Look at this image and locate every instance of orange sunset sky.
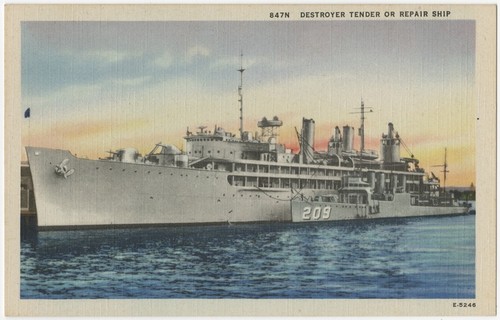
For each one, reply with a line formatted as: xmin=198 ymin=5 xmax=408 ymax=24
xmin=21 ymin=20 xmax=475 ymax=187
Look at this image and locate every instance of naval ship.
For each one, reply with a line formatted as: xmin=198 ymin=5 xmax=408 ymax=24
xmin=25 ymin=67 xmax=468 ymax=230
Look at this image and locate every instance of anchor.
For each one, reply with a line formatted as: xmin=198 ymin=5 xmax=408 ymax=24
xmin=54 ymin=159 xmax=75 ymax=178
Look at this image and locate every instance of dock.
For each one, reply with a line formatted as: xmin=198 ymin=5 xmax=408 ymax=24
xmin=21 ymin=161 xmax=37 ymax=219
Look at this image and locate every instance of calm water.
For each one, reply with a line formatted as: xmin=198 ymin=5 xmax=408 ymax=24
xmin=21 ymin=215 xmax=475 ymax=299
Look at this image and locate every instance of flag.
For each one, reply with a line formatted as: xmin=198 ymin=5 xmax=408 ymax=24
xmin=24 ymin=108 xmax=30 ymax=118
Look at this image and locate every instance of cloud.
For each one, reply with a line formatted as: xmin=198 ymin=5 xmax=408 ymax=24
xmin=113 ymin=76 xmax=151 ymax=87
xmin=154 ymin=51 xmax=174 ymax=69
xmin=86 ymin=49 xmax=141 ymax=65
xmin=208 ymin=55 xmax=260 ymax=71
xmin=187 ymin=45 xmax=210 ymax=62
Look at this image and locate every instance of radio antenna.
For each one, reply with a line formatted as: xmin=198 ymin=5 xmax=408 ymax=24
xmin=238 ymin=53 xmax=245 ymax=139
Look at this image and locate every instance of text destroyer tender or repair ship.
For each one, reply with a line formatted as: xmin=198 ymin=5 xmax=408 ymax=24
xmin=25 ymin=71 xmax=468 ymax=230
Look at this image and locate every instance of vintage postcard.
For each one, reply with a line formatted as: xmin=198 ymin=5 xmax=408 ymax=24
xmin=4 ymin=4 xmax=496 ymax=316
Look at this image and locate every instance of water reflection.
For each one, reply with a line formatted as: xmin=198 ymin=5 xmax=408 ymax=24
xmin=21 ymin=215 xmax=475 ymax=299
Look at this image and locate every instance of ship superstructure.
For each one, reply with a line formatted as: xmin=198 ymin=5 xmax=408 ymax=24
xmin=179 ymin=116 xmax=423 ymax=193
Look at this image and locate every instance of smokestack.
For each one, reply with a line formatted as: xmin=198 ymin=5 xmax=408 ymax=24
xmin=328 ymin=126 xmax=343 ymax=156
xmin=301 ymin=118 xmax=315 ymax=164
xmin=381 ymin=122 xmax=401 ymax=163
xmin=343 ymin=125 xmax=354 ymax=152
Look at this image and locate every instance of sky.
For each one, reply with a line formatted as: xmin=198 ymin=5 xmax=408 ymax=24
xmin=21 ymin=20 xmax=475 ymax=187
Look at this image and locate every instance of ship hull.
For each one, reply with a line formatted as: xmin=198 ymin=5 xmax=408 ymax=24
xmin=26 ymin=146 xmax=469 ymax=230
xmin=291 ymin=193 xmax=469 ymax=223
xmin=26 ymin=147 xmax=293 ymax=230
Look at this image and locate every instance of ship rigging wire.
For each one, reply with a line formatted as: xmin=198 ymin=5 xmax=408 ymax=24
xmin=399 ymin=137 xmax=414 ymax=158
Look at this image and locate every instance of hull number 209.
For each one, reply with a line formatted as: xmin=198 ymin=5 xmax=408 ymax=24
xmin=302 ymin=206 xmax=331 ymax=220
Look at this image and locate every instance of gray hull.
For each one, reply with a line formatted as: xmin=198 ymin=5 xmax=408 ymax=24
xmin=26 ymin=147 xmax=292 ymax=230
xmin=291 ymin=193 xmax=468 ymax=223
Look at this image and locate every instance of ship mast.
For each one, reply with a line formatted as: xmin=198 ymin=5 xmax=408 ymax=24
xmin=238 ymin=53 xmax=245 ymax=139
xmin=443 ymin=148 xmax=448 ymax=193
xmin=432 ymin=148 xmax=449 ymax=193
xmin=360 ymin=99 xmax=365 ymax=157
xmin=350 ymin=98 xmax=373 ymax=161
